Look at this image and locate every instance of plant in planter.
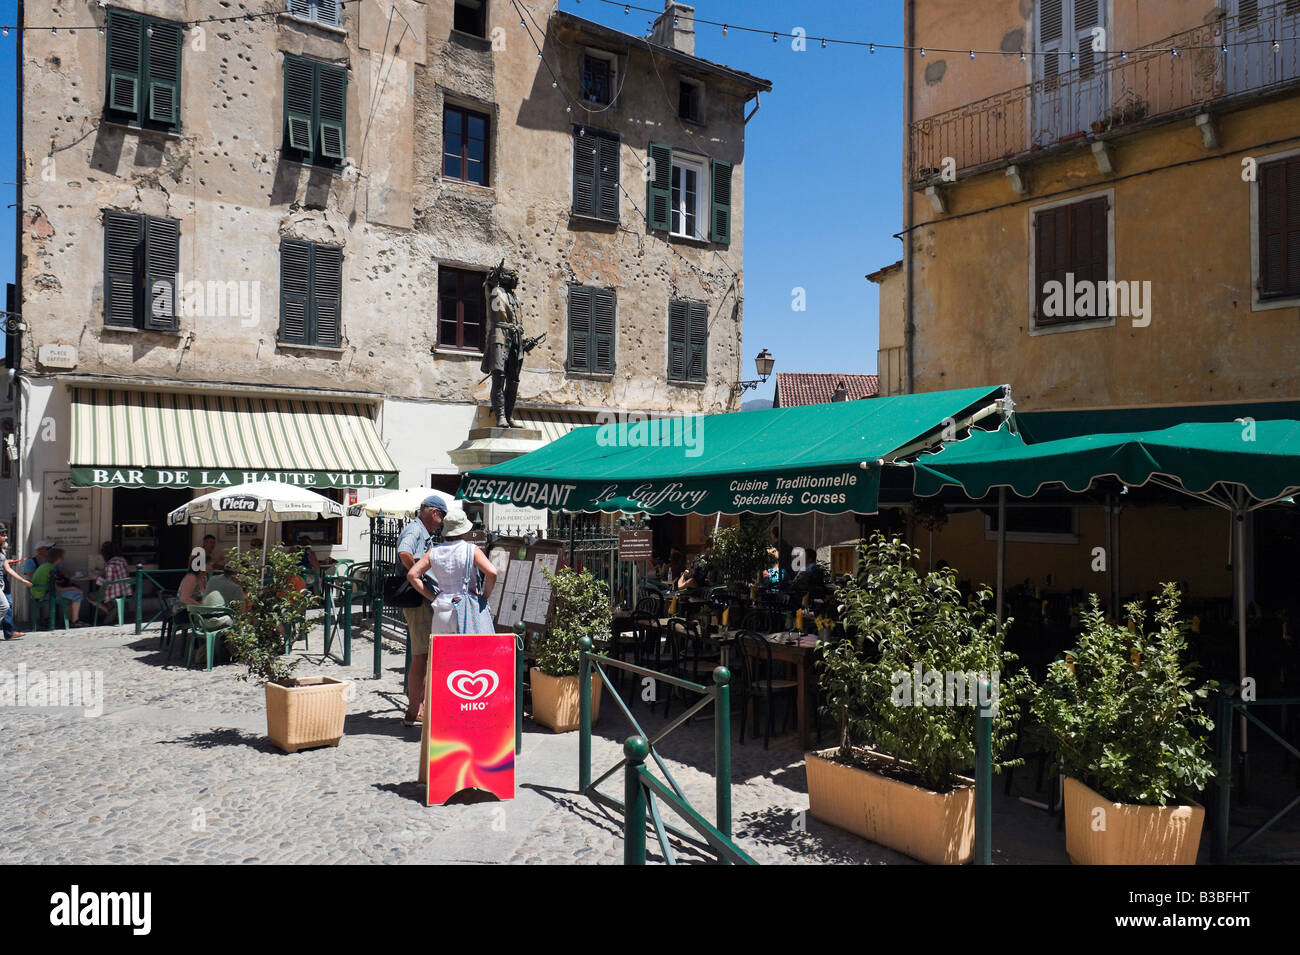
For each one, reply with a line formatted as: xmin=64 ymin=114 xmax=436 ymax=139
xmin=810 ymin=533 xmax=1031 ymax=864
xmin=531 ymin=566 xmax=611 ymax=732
xmin=223 ymin=545 xmax=344 ymax=754
xmin=708 ymin=519 xmax=772 ymax=595
xmin=1032 ymin=583 xmax=1216 ymax=864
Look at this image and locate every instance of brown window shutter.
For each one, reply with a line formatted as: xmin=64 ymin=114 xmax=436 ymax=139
xmin=1075 ymin=196 xmax=1109 ymax=309
xmin=1035 ymin=196 xmax=1109 ymax=324
xmin=1259 ymin=156 xmax=1300 ymax=300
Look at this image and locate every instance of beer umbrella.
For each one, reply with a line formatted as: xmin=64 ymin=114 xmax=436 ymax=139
xmin=346 ymin=486 xmax=434 ymax=520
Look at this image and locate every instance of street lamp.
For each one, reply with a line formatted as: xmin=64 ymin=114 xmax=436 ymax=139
xmin=735 ymin=348 xmax=775 ymax=394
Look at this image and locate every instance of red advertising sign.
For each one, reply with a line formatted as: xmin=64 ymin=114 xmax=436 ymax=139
xmin=420 ymin=633 xmax=516 ymax=806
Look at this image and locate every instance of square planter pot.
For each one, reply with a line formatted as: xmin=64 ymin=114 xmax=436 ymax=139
xmin=1063 ymin=777 xmax=1204 ymax=865
xmin=529 ymin=668 xmax=601 ymax=733
xmin=265 ymin=676 xmax=348 ymax=753
xmin=806 ymin=749 xmax=975 ymax=865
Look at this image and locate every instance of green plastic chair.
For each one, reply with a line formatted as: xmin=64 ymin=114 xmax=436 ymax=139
xmin=185 ymin=602 xmax=233 ymax=671
xmin=32 ymin=591 xmax=70 ymax=631
xmin=92 ymin=592 xmax=131 ymax=627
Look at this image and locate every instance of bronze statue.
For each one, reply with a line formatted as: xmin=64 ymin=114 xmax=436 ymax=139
xmin=481 ymin=260 xmax=544 ymax=428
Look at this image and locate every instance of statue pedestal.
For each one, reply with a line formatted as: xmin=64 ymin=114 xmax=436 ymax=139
xmin=448 ymin=426 xmax=545 ymax=470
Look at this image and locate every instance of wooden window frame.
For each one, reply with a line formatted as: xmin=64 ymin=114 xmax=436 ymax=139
xmin=452 ymin=0 xmax=487 ymax=38
xmin=104 ymin=8 xmax=184 ymax=132
xmin=438 ymin=266 xmax=486 ymax=352
xmin=1027 ymin=189 xmax=1116 ymax=335
xmin=667 ymin=298 xmax=708 ymax=383
xmin=282 ymin=54 xmax=348 ymax=169
xmin=279 ymin=238 xmax=344 ymax=348
xmin=677 ymin=76 xmax=703 ymax=123
xmin=572 ymin=125 xmax=620 ymax=222
xmin=566 ymin=284 xmax=616 ymax=376
xmin=443 ymin=103 xmax=491 ymax=186
xmin=581 ymin=51 xmax=615 ymax=106
xmin=103 ymin=210 xmax=181 ymax=332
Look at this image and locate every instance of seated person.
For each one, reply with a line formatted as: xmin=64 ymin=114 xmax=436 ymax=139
xmin=177 ymin=567 xmax=208 ymax=615
xmin=32 ymin=548 xmax=87 ymax=627
xmin=676 ymin=541 xmax=713 ymax=591
xmin=205 ymin=570 xmax=246 ymax=613
xmin=762 ymin=547 xmax=786 ymax=590
xmin=90 ymin=541 xmax=133 ymax=616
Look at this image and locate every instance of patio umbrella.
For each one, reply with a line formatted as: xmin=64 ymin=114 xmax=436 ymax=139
xmin=346 ymin=486 xmax=434 ymax=520
xmin=167 ymin=480 xmax=345 ymax=569
xmin=910 ymin=419 xmax=1300 ymax=763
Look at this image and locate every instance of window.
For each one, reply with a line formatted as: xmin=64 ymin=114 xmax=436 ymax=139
xmin=453 ymin=0 xmax=487 ymax=37
xmin=280 ymin=239 xmax=343 ymax=348
xmin=1031 ymin=194 xmax=1110 ymax=327
xmin=678 ymin=78 xmax=701 ymax=122
xmin=104 ymin=8 xmax=183 ymax=130
xmin=567 ymin=285 xmax=615 ymax=375
xmin=285 ymin=0 xmax=341 ymax=28
xmin=438 ymin=267 xmax=485 ymax=350
xmin=646 ymin=142 xmax=732 ymax=244
xmin=581 ymin=53 xmax=613 ymax=105
xmin=1258 ymin=154 xmax=1300 ymax=301
xmin=283 ymin=54 xmax=347 ymax=168
xmin=572 ymin=126 xmax=619 ymax=221
xmin=103 ymin=211 xmax=179 ymax=331
xmin=668 ymin=299 xmax=708 ymax=382
xmin=444 ymin=105 xmax=490 ymax=185
xmin=985 ymin=506 xmax=1078 ymax=542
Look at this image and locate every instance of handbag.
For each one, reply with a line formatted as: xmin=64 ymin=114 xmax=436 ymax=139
xmin=382 ymin=570 xmax=426 ymax=609
xmin=451 ymin=541 xmax=495 ymax=635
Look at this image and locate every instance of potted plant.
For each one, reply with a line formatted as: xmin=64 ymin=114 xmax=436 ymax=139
xmin=1033 ymin=584 xmax=1215 ymax=865
xmin=708 ymin=519 xmax=772 ymax=597
xmin=224 ymin=545 xmax=345 ymax=753
xmin=809 ymin=534 xmax=1030 ymax=864
xmin=530 ymin=566 xmax=611 ymax=732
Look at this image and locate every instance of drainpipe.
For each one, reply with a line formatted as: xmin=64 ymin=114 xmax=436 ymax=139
xmin=903 ymin=0 xmax=916 ymax=395
xmin=14 ymin=0 xmax=26 ymax=572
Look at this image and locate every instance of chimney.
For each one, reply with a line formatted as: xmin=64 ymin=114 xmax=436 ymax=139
xmin=650 ymin=1 xmax=695 ymax=56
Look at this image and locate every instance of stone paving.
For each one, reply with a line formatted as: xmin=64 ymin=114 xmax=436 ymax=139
xmin=0 ymin=619 xmax=1095 ymax=865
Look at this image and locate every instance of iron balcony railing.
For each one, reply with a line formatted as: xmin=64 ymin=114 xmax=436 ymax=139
xmin=909 ymin=9 xmax=1300 ymax=182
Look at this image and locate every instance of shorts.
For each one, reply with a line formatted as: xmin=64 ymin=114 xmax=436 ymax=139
xmin=402 ymin=602 xmax=433 ymax=656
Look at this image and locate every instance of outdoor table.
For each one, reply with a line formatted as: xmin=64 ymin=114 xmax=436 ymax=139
xmin=713 ymin=628 xmax=819 ymax=750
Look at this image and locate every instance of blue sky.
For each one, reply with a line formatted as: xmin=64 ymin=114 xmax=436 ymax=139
xmin=0 ymin=1 xmax=905 ymax=400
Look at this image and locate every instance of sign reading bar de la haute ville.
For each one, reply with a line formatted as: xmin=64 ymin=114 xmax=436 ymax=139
xmin=71 ymin=468 xmax=399 ymax=490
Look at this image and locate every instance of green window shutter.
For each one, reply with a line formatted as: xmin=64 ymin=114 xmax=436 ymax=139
xmin=106 ymin=10 xmax=142 ymax=118
xmin=104 ymin=212 xmax=143 ymax=328
xmin=687 ymin=301 xmax=708 ymax=381
xmin=146 ymin=20 xmax=182 ymax=126
xmin=284 ymin=56 xmax=315 ymax=153
xmin=317 ymin=64 xmax=347 ymax=160
xmin=667 ymin=299 xmax=688 ymax=380
xmin=311 ymin=244 xmax=343 ymax=347
xmin=709 ymin=159 xmax=732 ymax=245
xmin=646 ymin=142 xmax=673 ymax=231
xmin=567 ymin=285 xmax=592 ymax=373
xmin=572 ymin=127 xmax=596 ymax=217
xmin=280 ymin=240 xmax=312 ymax=344
xmin=592 ymin=288 xmax=616 ymax=373
xmin=144 ymin=215 xmax=180 ymax=330
xmin=597 ymin=133 xmax=620 ymax=222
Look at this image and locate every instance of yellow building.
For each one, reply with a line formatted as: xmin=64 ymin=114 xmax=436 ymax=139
xmin=872 ymin=1 xmax=1300 ymax=622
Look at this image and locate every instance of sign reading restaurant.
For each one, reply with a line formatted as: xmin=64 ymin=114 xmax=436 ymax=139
xmin=71 ymin=467 xmax=400 ymax=490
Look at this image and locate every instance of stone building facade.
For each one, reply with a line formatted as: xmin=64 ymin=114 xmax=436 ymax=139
xmin=10 ymin=0 xmax=769 ymax=575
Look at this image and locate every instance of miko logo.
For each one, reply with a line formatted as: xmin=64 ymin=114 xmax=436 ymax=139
xmin=447 ymin=669 xmax=499 ymax=711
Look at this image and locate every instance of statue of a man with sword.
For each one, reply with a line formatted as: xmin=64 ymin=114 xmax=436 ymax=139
xmin=481 ymin=260 xmax=545 ymax=428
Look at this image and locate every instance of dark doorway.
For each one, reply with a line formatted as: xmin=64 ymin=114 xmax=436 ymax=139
xmin=112 ymin=487 xmax=193 ymax=569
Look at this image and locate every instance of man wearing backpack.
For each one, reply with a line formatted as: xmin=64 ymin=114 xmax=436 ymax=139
xmin=397 ymin=494 xmax=446 ymax=726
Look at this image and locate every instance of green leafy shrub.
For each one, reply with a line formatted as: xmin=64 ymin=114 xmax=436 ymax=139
xmin=708 ymin=519 xmax=772 ymax=591
xmin=534 ymin=566 xmax=611 ymax=677
xmin=1032 ymin=584 xmax=1216 ymax=806
xmin=818 ymin=533 xmax=1030 ymax=792
xmin=222 ymin=544 xmax=318 ymax=685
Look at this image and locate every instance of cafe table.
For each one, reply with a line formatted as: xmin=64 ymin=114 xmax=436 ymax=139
xmin=715 ymin=629 xmax=820 ymax=750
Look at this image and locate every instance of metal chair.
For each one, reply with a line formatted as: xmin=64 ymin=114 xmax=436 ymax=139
xmin=736 ymin=630 xmax=798 ymax=749
xmin=185 ymin=604 xmax=233 ymax=671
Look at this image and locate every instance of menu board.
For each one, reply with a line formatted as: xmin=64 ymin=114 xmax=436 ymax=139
xmin=42 ymin=472 xmax=93 ymax=547
xmin=486 ymin=545 xmax=513 ymax=618
xmin=523 ymin=552 xmax=558 ymax=625
xmin=496 ymin=558 xmax=532 ymax=629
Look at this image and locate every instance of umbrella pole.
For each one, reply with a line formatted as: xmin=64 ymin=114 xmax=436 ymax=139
xmin=1234 ymin=490 xmax=1248 ymax=782
xmin=995 ymin=487 xmax=1006 ymax=625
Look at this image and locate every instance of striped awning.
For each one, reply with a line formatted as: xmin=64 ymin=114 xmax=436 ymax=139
xmin=69 ymin=387 xmax=399 ymax=489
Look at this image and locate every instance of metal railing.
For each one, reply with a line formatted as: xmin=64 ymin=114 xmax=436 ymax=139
xmin=909 ymin=10 xmax=1300 ymax=182
xmin=133 ymin=566 xmax=190 ymax=633
xmin=1213 ymin=691 xmax=1300 ymax=862
xmin=575 ymin=635 xmax=754 ymax=864
xmin=321 ymin=576 xmax=354 ymax=667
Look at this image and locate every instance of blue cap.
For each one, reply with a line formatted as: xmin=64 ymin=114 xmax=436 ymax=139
xmin=422 ymin=493 xmax=449 ymax=513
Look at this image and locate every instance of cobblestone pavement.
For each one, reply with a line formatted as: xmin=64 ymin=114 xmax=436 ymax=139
xmin=0 ymin=622 xmax=1076 ymax=865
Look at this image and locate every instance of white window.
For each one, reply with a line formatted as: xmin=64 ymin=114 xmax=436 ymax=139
xmin=670 ymin=156 xmax=707 ymax=239
xmin=286 ymin=0 xmax=341 ymax=28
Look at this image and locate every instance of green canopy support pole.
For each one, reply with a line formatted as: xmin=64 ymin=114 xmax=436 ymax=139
xmin=975 ymin=681 xmax=993 ymax=865
xmin=373 ymin=589 xmax=384 ymax=679
xmin=134 ymin=563 xmax=144 ymax=634
xmin=995 ymin=488 xmax=1006 ymax=624
xmin=1235 ymin=490 xmax=1249 ymax=792
xmin=624 ymin=736 xmax=649 ymax=865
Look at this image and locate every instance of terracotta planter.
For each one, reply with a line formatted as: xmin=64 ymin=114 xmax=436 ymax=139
xmin=529 ymin=668 xmax=601 ymax=733
xmin=264 ymin=676 xmax=348 ymax=753
xmin=806 ymin=749 xmax=974 ymax=865
xmin=1063 ymin=777 xmax=1204 ymax=865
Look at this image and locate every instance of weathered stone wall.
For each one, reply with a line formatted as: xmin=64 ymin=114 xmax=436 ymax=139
xmin=21 ymin=0 xmax=761 ymax=414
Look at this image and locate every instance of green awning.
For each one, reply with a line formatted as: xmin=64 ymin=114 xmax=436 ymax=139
xmin=913 ymin=420 xmax=1300 ymax=504
xmin=458 ymin=386 xmax=1008 ymax=515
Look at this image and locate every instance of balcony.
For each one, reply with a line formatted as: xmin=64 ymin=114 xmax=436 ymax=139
xmin=909 ymin=9 xmax=1300 ymax=183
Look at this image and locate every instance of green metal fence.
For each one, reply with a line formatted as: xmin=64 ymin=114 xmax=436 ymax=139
xmin=1213 ymin=691 xmax=1300 ymax=862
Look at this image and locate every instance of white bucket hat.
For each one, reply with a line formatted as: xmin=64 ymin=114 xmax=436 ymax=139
xmin=440 ymin=506 xmax=474 ymax=539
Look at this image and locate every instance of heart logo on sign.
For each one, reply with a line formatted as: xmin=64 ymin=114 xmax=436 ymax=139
xmin=446 ymin=669 xmax=499 ymax=702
